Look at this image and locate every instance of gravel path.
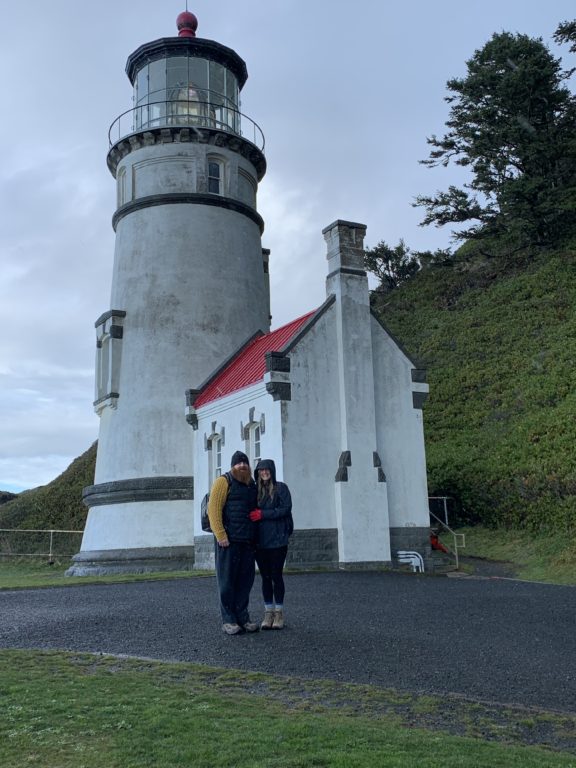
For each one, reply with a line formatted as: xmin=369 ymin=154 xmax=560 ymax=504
xmin=0 ymin=571 xmax=574 ymax=714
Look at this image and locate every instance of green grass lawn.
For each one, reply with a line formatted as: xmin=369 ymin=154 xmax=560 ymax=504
xmin=2 ymin=522 xmax=575 ymax=590
xmin=0 ymin=558 xmax=210 ymax=589
xmin=1 ymin=651 xmax=574 ymax=768
xmin=457 ymin=526 xmax=576 ymax=584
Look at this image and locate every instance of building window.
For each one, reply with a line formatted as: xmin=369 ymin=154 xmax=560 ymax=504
xmin=208 ymin=435 xmax=222 ymax=484
xmin=208 ymin=160 xmax=222 ymax=194
xmin=245 ymin=424 xmax=261 ymax=467
xmin=253 ymin=425 xmax=261 ymax=464
xmin=242 ymin=408 xmax=265 ymax=467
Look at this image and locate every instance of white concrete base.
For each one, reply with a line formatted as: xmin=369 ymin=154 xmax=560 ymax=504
xmin=79 ymin=500 xmax=194 ymax=551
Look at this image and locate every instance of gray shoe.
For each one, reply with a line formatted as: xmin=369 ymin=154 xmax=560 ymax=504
xmin=222 ymin=623 xmax=242 ymax=635
xmin=242 ymin=621 xmax=260 ymax=633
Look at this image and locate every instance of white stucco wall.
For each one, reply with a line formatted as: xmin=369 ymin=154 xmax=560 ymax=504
xmin=371 ymin=316 xmax=430 ymax=528
xmin=192 ymin=382 xmax=283 ymax=541
xmin=115 ymin=142 xmax=259 ymax=207
xmin=80 ymin=500 xmax=194 ymax=551
xmin=281 ymin=308 xmax=340 ymax=532
xmin=96 ymin=202 xmax=268 ymax=484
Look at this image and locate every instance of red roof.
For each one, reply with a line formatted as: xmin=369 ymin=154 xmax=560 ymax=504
xmin=194 ymin=310 xmax=315 ymax=407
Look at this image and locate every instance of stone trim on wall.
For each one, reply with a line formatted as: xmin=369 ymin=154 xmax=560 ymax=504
xmin=66 ymin=546 xmax=194 ymax=576
xmin=389 ymin=526 xmax=432 ymax=569
xmin=194 ymin=528 xmax=339 ymax=571
xmin=125 ymin=37 xmax=249 ymax=89
xmin=107 ymin=126 xmax=266 ymax=179
xmin=326 ymin=266 xmax=367 ymax=280
xmin=265 ymin=351 xmax=290 ymax=372
xmin=112 ymin=192 xmax=264 ymax=233
xmin=335 ymin=451 xmax=351 ymax=482
xmin=82 ymin=476 xmax=194 ymax=508
xmin=412 ymin=392 xmax=428 ymax=409
xmin=265 ymin=381 xmax=291 ymax=401
xmin=286 ymin=529 xmax=339 ymax=569
xmin=95 ymin=309 xmax=127 ymax=328
xmin=93 ymin=392 xmax=120 ymax=408
xmin=411 ymin=368 xmax=427 ymax=383
xmin=193 ymin=535 xmax=215 ymax=570
xmin=373 ymin=451 xmax=387 ymax=482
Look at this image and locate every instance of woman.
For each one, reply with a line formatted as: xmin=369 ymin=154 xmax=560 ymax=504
xmin=249 ymin=459 xmax=293 ymax=630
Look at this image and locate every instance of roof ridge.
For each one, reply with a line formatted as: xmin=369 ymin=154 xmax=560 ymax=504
xmin=193 ymin=308 xmax=317 ymax=408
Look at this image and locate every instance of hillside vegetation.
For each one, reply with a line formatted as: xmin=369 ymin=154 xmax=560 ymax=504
xmin=373 ymin=240 xmax=576 ymax=532
xmin=0 ymin=443 xmax=95 ymax=530
xmin=2 ymin=242 xmax=575 ymax=538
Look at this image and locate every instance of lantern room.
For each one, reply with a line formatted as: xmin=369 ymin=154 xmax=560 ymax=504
xmin=115 ymin=11 xmax=261 ymax=144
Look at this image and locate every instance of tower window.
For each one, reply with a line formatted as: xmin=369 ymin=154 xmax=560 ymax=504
xmin=208 ymin=161 xmax=222 ymax=194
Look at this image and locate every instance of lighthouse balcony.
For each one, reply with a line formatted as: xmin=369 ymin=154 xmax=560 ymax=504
xmin=109 ymin=99 xmax=265 ymax=152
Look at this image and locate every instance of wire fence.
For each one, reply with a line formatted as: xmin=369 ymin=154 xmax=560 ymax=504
xmin=0 ymin=502 xmax=453 ymax=564
xmin=0 ymin=529 xmax=83 ymax=563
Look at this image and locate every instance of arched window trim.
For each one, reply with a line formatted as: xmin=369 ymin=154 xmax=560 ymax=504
xmin=204 ymin=421 xmax=225 ymax=485
xmin=241 ymin=408 xmax=265 ymax=467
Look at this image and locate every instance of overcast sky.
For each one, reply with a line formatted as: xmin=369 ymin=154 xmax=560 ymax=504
xmin=1 ymin=1 xmax=573 ymax=493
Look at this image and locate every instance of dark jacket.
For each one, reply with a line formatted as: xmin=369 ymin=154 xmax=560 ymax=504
xmin=223 ymin=474 xmax=258 ymax=544
xmin=254 ymin=459 xmax=293 ymax=549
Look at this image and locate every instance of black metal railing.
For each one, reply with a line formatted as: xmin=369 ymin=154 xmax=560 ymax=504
xmin=108 ymin=99 xmax=265 ymax=151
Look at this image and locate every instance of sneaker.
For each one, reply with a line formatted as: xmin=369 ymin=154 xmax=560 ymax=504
xmin=272 ymin=609 xmax=284 ymax=630
xmin=222 ymin=623 xmax=242 ymax=635
xmin=242 ymin=621 xmax=260 ymax=633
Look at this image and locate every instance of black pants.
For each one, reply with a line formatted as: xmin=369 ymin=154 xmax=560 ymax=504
xmin=255 ymin=546 xmax=288 ymax=605
xmin=215 ymin=541 xmax=256 ymax=625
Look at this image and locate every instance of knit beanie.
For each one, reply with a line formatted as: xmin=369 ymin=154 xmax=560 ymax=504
xmin=230 ymin=450 xmax=250 ymax=467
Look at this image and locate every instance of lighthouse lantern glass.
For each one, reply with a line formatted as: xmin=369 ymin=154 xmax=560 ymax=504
xmin=133 ymin=57 xmax=239 ymax=134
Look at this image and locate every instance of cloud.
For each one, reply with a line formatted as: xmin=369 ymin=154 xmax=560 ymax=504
xmin=260 ymin=175 xmax=328 ymax=328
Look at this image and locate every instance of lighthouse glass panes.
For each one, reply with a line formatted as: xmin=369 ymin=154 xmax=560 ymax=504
xmin=133 ymin=57 xmax=239 ymax=133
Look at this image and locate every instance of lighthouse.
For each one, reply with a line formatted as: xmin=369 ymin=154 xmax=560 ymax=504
xmin=68 ymin=12 xmax=269 ymax=574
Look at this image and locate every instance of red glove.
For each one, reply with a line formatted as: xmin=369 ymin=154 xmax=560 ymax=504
xmin=249 ymin=509 xmax=262 ymax=522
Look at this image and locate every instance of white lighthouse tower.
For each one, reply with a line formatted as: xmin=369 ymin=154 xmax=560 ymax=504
xmin=68 ymin=11 xmax=269 ymax=574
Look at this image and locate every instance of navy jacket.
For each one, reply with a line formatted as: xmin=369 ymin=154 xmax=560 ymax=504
xmin=254 ymin=459 xmax=293 ymax=549
xmin=223 ymin=475 xmax=258 ymax=544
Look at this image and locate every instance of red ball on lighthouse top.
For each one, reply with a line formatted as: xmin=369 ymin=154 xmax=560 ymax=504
xmin=176 ymin=11 xmax=198 ymax=37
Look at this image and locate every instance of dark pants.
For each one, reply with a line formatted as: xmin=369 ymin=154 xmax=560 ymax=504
xmin=255 ymin=546 xmax=288 ymax=605
xmin=215 ymin=540 xmax=256 ymax=625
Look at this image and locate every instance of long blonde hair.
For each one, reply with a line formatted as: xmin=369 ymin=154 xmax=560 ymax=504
xmin=257 ymin=475 xmax=275 ymax=506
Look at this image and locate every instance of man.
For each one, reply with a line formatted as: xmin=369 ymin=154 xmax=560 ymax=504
xmin=208 ymin=450 xmax=260 ymax=635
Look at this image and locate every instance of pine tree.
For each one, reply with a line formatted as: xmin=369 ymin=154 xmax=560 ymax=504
xmin=415 ymin=31 xmax=576 ymax=247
